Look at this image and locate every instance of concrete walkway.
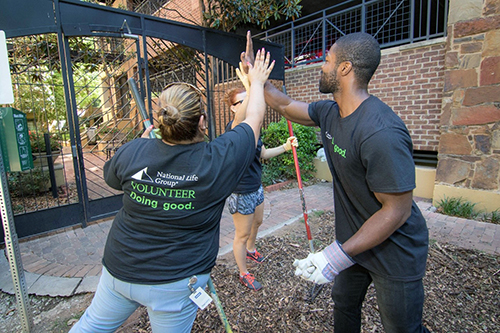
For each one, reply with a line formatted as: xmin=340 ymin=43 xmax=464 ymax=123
xmin=1 ymin=182 xmax=499 ymax=297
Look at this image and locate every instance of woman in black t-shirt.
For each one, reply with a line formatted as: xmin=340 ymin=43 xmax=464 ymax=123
xmin=70 ymin=49 xmax=274 ymax=333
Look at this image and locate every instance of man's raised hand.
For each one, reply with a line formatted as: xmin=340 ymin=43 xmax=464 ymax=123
xmin=240 ymin=30 xmax=255 ymax=74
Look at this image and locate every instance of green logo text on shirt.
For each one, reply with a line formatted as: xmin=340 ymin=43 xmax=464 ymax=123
xmin=331 ymin=137 xmax=347 ymax=158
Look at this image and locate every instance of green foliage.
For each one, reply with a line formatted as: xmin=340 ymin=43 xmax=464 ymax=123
xmin=99 ymin=127 xmax=120 ymax=134
xmin=436 ymin=196 xmax=480 ymax=220
xmin=312 ymin=210 xmax=325 ymax=218
xmin=125 ymin=130 xmax=139 ymax=142
xmin=201 ymin=0 xmax=302 ymax=31
xmin=29 ymin=131 xmax=62 ymax=153
xmin=11 ymin=35 xmax=103 ymax=130
xmin=261 ymin=117 xmax=318 ymax=186
xmin=488 ymin=209 xmax=500 ymax=225
xmin=10 ymin=35 xmax=111 ymax=74
xmin=8 ymin=168 xmax=50 ymax=197
xmin=436 ymin=196 xmax=500 ymax=225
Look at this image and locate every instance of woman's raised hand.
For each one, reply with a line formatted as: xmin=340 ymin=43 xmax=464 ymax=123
xmin=235 ymin=61 xmax=250 ymax=91
xmin=247 ymin=48 xmax=274 ymax=86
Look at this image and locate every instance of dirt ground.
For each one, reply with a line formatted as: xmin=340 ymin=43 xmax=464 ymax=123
xmin=1 ymin=210 xmax=499 ymax=332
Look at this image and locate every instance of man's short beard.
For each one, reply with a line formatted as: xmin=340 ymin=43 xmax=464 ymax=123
xmin=319 ymin=78 xmax=331 ymax=93
xmin=319 ymin=68 xmax=339 ymax=94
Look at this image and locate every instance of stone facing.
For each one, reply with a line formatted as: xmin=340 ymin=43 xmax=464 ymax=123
xmin=438 ymin=0 xmax=500 ymax=195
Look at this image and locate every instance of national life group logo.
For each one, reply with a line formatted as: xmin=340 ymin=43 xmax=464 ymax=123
xmin=131 ymin=167 xmax=154 ymax=183
xmin=127 ymin=167 xmax=197 ymax=212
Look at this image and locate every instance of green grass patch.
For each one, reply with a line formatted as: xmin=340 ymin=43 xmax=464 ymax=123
xmin=485 ymin=209 xmax=500 ymax=225
xmin=436 ymin=196 xmax=500 ymax=225
xmin=436 ymin=196 xmax=480 ymax=220
xmin=311 ymin=210 xmax=324 ymax=218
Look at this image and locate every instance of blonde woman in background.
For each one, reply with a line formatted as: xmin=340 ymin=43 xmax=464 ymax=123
xmin=224 ymin=73 xmax=298 ymax=291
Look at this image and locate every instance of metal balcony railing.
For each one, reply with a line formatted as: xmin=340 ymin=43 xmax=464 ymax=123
xmin=255 ymin=0 xmax=449 ymax=68
xmin=134 ymin=0 xmax=170 ymax=16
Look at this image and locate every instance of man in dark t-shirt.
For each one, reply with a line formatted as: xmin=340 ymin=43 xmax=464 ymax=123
xmin=240 ymin=32 xmax=430 ymax=332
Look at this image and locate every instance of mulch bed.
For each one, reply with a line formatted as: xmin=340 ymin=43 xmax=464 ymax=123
xmin=127 ymin=210 xmax=500 ymax=332
xmin=10 ymin=183 xmax=78 ymax=214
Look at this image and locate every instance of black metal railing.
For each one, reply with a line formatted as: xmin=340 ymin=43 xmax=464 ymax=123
xmin=256 ymin=0 xmax=448 ymax=68
xmin=133 ymin=0 xmax=170 ymax=16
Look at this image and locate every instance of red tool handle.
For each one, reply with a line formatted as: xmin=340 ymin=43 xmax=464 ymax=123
xmin=287 ymin=120 xmax=303 ymax=189
xmin=287 ymin=120 xmax=314 ymax=251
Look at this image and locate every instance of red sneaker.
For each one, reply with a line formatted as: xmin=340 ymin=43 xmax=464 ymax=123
xmin=239 ymin=273 xmax=262 ymax=291
xmin=246 ymin=249 xmax=264 ymax=263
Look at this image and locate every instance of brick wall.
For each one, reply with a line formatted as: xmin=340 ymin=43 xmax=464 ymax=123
xmin=157 ymin=0 xmax=201 ymax=25
xmin=284 ymin=39 xmax=446 ymax=152
xmin=370 ymin=42 xmax=446 ymax=151
xmin=210 ymin=81 xmax=283 ymax=137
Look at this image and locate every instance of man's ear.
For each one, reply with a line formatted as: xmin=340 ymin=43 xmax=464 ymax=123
xmin=340 ymin=61 xmax=353 ymax=76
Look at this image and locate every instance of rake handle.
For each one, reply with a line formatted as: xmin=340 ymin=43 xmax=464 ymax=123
xmin=286 ymin=120 xmax=314 ymax=252
xmin=127 ymin=78 xmax=155 ymax=139
xmin=207 ymin=278 xmax=233 ymax=333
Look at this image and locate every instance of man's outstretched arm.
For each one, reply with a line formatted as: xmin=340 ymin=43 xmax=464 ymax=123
xmin=263 ymin=81 xmax=315 ymax=126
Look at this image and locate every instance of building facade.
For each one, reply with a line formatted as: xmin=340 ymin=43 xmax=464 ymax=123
xmin=125 ymin=0 xmax=500 ymax=212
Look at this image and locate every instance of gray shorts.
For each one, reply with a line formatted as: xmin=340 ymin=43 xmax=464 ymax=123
xmin=227 ymin=185 xmax=264 ymax=215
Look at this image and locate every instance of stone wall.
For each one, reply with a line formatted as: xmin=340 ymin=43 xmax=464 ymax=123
xmin=284 ymin=39 xmax=446 ymax=152
xmin=434 ymin=0 xmax=500 ymax=211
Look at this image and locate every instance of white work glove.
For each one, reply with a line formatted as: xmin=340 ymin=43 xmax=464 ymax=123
xmin=293 ymin=240 xmax=355 ymax=284
xmin=293 ymin=253 xmax=314 ymax=275
xmin=283 ymin=136 xmax=298 ymax=152
xmin=235 ymin=62 xmax=250 ymax=91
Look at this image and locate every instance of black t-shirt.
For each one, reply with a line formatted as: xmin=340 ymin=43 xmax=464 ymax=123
xmin=102 ymin=124 xmax=255 ymax=284
xmin=225 ymin=120 xmax=263 ymax=193
xmin=309 ymin=96 xmax=428 ymax=281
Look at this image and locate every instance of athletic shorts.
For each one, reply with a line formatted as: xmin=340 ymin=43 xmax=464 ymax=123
xmin=227 ymin=185 xmax=264 ymax=215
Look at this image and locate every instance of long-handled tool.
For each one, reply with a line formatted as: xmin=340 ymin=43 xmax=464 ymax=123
xmin=129 ymin=77 xmax=232 ymax=331
xmin=286 ymin=119 xmax=314 ymax=254
xmin=282 ymin=84 xmax=324 ymax=301
xmin=286 ymin=119 xmax=325 ymax=302
xmin=207 ymin=278 xmax=233 ymax=333
xmin=127 ymin=78 xmax=156 ymax=139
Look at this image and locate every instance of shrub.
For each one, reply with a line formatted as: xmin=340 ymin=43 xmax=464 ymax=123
xmin=436 ymin=196 xmax=500 ymax=225
xmin=261 ymin=117 xmax=318 ymax=186
xmin=99 ymin=126 xmax=120 ymax=134
xmin=436 ymin=196 xmax=480 ymax=220
xmin=8 ymin=168 xmax=50 ymax=197
xmin=30 ymin=131 xmax=61 ymax=153
xmin=488 ymin=209 xmax=500 ymax=225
